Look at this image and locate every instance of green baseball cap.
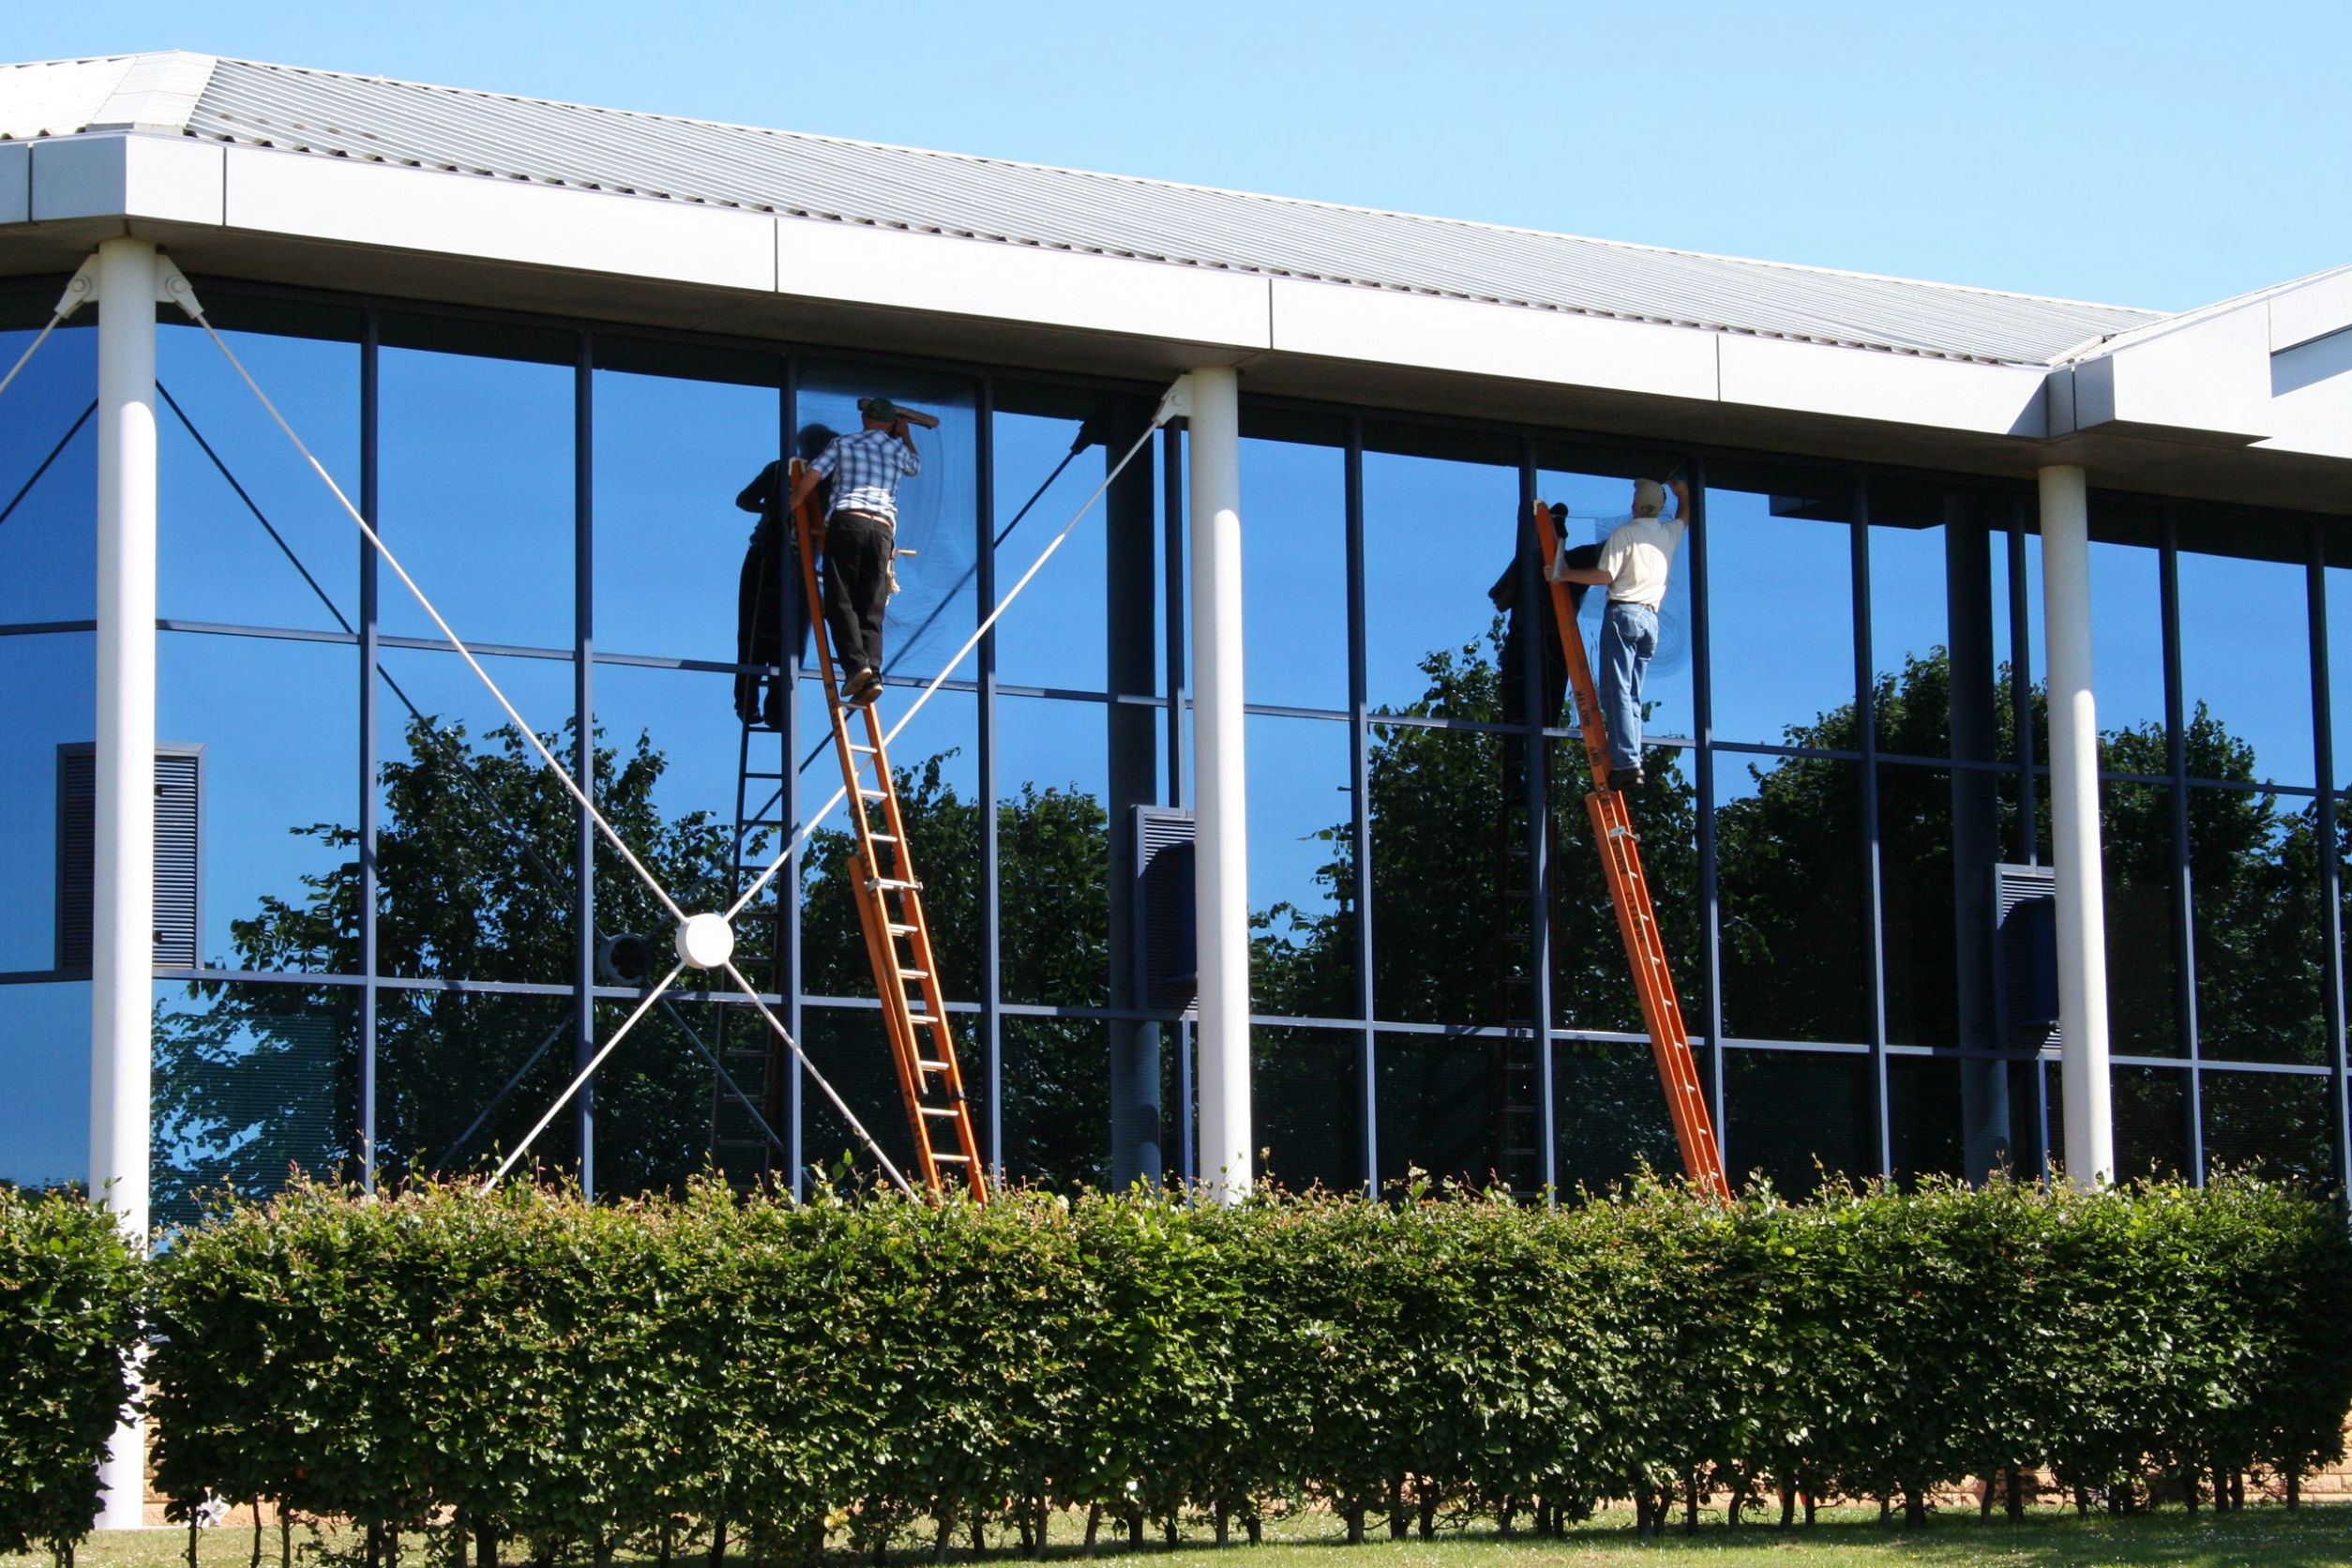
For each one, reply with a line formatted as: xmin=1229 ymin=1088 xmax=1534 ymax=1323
xmin=858 ymin=396 xmax=900 ymax=423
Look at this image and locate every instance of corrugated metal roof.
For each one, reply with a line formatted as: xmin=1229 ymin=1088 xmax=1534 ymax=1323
xmin=6 ymin=51 xmax=2166 ymax=366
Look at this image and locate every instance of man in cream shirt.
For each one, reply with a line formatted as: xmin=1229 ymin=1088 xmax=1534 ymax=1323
xmin=1550 ymin=475 xmax=1691 ymax=792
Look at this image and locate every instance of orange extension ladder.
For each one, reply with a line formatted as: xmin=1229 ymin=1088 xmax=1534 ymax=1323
xmin=1534 ymin=502 xmax=1731 ymax=1199
xmin=792 ymin=462 xmax=989 ymax=1201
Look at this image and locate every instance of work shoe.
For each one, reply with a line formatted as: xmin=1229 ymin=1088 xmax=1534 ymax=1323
xmin=847 ymin=667 xmax=882 ymax=704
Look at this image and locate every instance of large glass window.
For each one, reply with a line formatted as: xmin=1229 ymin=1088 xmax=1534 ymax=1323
xmin=378 ymin=323 xmax=578 ymax=654
xmin=2174 ymin=520 xmax=2315 ymax=788
xmin=1240 ymin=419 xmax=1348 ymax=712
xmin=1248 ymin=714 xmax=1356 ymax=1020
xmin=0 ymin=317 xmax=96 ymax=626
xmin=1714 ymin=756 xmax=1868 ymax=1044
xmin=158 ymin=320 xmax=361 ymax=634
xmin=160 ymin=630 xmax=356 ymax=974
xmin=590 ymin=340 xmax=781 ymax=665
xmin=1704 ymin=461 xmax=1855 ymax=747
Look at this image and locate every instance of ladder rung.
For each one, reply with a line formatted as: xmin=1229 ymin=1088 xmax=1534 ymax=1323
xmin=917 ymin=1058 xmax=951 ymax=1071
xmin=897 ymin=968 xmax=929 ymax=982
xmin=869 ymin=832 xmax=897 ymax=844
xmin=859 ymin=788 xmax=887 ymax=800
xmin=930 ymin=1153 xmax=972 ymax=1164
xmin=867 ymin=877 xmax=920 ymax=891
xmin=847 ymin=742 xmax=878 ymax=754
xmin=888 ymin=923 xmax=916 ymax=935
xmin=918 ymin=1106 xmax=961 ymax=1119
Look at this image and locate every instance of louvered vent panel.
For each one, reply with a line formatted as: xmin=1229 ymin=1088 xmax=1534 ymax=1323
xmin=1992 ymin=863 xmax=2059 ymax=1053
xmin=1131 ymin=807 xmax=1197 ymax=1015
xmin=54 ymin=744 xmax=205 ymax=975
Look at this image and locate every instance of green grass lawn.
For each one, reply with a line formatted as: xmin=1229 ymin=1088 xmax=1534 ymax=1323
xmin=18 ymin=1505 xmax=2351 ymax=1568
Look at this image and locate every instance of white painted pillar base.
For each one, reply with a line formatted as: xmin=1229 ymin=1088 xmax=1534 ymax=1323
xmin=1185 ymin=367 xmax=1251 ymax=1199
xmin=92 ymin=236 xmax=159 ymax=1530
xmin=2038 ymin=464 xmax=2116 ymax=1188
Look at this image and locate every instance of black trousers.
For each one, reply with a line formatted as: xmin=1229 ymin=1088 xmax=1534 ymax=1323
xmin=734 ymin=528 xmax=811 ymax=725
xmin=822 ymin=511 xmax=894 ymax=676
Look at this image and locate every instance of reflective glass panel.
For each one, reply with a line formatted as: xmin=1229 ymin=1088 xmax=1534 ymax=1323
xmin=1723 ymin=1047 xmax=1873 ymax=1197
xmin=2190 ymin=786 xmax=2326 ymax=1063
xmin=995 ymin=695 xmax=1110 ymax=1011
xmin=1361 ymin=436 xmax=1519 ymax=718
xmin=373 ymin=648 xmax=578 ymax=985
xmin=591 ymin=351 xmax=780 ymax=664
xmin=158 ymin=323 xmax=360 ymax=634
xmin=2101 ymin=777 xmax=2182 ymax=1057
xmin=1703 ymin=464 xmax=1854 ymax=746
xmin=1241 ymin=430 xmax=1348 ymax=711
xmin=1254 ymin=1026 xmax=1363 ymax=1195
xmin=1886 ymin=1054 xmax=1964 ymax=1184
xmin=2111 ymin=1064 xmax=2191 ymax=1181
xmin=0 ymin=321 xmax=96 ymax=625
xmin=0 ymin=982 xmax=90 ymax=1186
xmin=378 ymin=337 xmax=576 ymax=653
xmin=154 ymin=977 xmax=357 ymax=1226
xmin=1248 ymin=714 xmax=1356 ymax=1020
xmin=1553 ymin=1040 xmax=1706 ymax=1196
xmin=1878 ymin=764 xmax=1958 ymax=1049
xmin=160 ymin=629 xmax=357 ymax=973
xmin=1366 ymin=722 xmax=1515 ymax=1028
xmin=1375 ymin=1031 xmax=1533 ymax=1193
xmin=1713 ymin=755 xmax=1869 ymax=1044
xmin=0 ymin=631 xmax=93 ymax=973
xmin=2175 ymin=536 xmax=2314 ymax=788
xmin=1551 ymin=738 xmax=1700 ymax=1036
xmin=987 ymin=383 xmax=1111 ymax=694
xmin=2200 ymin=1068 xmax=2333 ymax=1185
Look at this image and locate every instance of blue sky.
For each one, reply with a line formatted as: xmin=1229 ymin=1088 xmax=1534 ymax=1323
xmin=14 ymin=1 xmax=2352 ymax=312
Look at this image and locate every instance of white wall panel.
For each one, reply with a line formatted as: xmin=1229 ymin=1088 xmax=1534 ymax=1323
xmin=224 ymin=146 xmax=775 ymax=292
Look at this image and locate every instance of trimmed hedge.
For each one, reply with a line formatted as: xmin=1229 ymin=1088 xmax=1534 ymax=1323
xmin=0 ymin=1187 xmax=143 ymax=1562
xmin=126 ymin=1173 xmax=2352 ymax=1560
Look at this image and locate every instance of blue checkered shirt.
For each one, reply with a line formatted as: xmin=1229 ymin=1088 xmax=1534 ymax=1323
xmin=809 ymin=428 xmax=921 ymax=523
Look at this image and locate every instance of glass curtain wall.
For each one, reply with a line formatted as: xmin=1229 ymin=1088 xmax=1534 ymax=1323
xmin=3 ymin=275 xmax=2347 ymax=1205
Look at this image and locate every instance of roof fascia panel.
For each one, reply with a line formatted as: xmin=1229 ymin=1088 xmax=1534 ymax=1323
xmin=0 ymin=143 xmax=25 ymax=226
xmin=2072 ymin=303 xmax=2270 ymax=445
xmin=775 ymin=217 xmax=1271 ymax=350
xmin=30 ymin=133 xmax=223 ymax=226
xmin=2270 ymin=266 xmax=2352 ymax=353
xmin=1268 ymin=277 xmax=1717 ymax=402
xmin=223 ymin=145 xmax=775 ymax=294
xmin=1717 ymin=333 xmax=2051 ymax=437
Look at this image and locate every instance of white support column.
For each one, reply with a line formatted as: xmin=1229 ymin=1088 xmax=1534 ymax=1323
xmin=1185 ymin=366 xmax=1251 ymax=1199
xmin=2038 ymin=464 xmax=2116 ymax=1188
xmin=92 ymin=236 xmax=159 ymax=1530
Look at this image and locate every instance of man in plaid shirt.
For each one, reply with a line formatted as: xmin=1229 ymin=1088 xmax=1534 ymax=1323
xmin=788 ymin=396 xmax=927 ymax=704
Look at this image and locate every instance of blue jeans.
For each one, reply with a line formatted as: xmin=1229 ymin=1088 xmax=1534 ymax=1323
xmin=1600 ymin=599 xmax=1657 ymax=776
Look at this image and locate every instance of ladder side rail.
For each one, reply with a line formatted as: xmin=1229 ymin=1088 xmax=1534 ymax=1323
xmin=860 ymin=701 xmax=989 ymax=1199
xmin=1587 ymin=791 xmax=1730 ymax=1198
xmin=794 ymin=472 xmax=944 ymax=1194
xmin=1538 ymin=500 xmax=1728 ymax=1199
xmin=1534 ymin=503 xmax=1613 ymax=792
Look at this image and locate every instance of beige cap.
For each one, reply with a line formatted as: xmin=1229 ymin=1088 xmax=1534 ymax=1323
xmin=1632 ymin=478 xmax=1666 ymax=516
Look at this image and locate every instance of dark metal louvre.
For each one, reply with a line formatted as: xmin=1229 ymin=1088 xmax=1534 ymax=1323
xmin=1991 ymin=863 xmax=2059 ymax=1054
xmin=1130 ymin=807 xmax=1197 ymax=1016
xmin=54 ymin=743 xmax=205 ymax=975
